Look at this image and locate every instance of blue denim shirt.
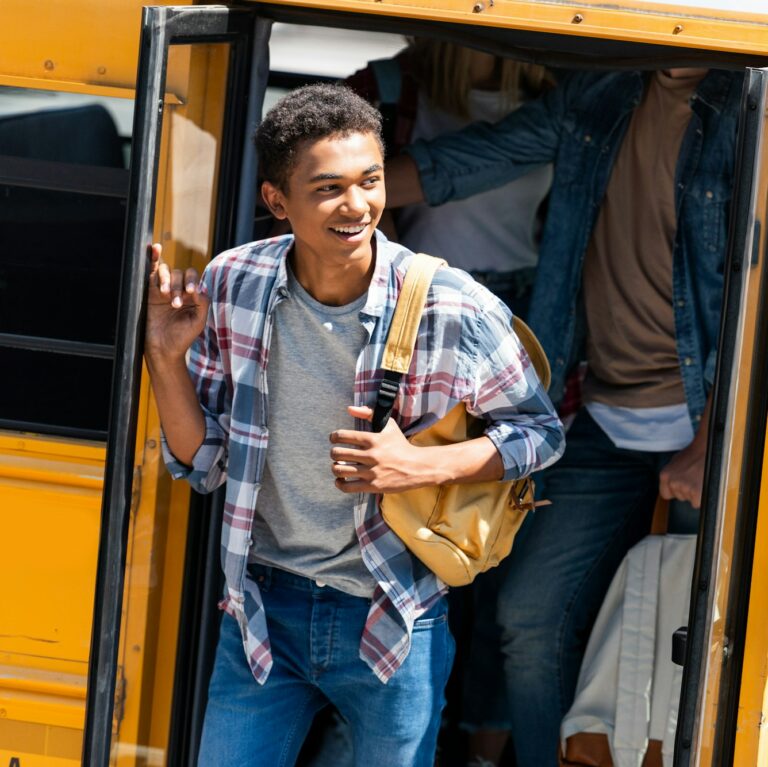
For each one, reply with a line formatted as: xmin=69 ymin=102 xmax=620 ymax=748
xmin=406 ymin=69 xmax=743 ymax=428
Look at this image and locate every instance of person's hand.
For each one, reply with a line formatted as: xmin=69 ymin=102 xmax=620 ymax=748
xmin=659 ymin=439 xmax=706 ymax=509
xmin=145 ymin=243 xmax=210 ymax=361
xmin=330 ymin=406 xmax=435 ymax=494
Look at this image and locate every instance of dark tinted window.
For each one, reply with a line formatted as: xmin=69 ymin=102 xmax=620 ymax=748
xmin=0 ymin=99 xmax=130 ymax=438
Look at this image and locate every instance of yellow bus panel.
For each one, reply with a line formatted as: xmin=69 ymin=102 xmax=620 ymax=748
xmin=256 ymin=0 xmax=768 ymax=56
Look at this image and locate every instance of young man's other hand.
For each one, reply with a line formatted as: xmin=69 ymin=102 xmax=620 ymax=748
xmin=330 ymin=405 xmax=439 ymax=494
xmin=330 ymin=405 xmax=504 ymax=494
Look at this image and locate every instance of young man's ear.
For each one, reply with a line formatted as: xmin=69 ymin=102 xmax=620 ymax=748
xmin=261 ymin=181 xmax=288 ymax=220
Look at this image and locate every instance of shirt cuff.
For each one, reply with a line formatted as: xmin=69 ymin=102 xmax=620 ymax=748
xmin=402 ymin=141 xmax=454 ymax=206
xmin=160 ymin=413 xmax=228 ymax=490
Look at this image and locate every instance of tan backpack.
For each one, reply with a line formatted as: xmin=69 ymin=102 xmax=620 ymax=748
xmin=373 ymin=253 xmax=550 ymax=586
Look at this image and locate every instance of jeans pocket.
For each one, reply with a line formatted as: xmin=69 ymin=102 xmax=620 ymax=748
xmin=413 ymin=598 xmax=449 ymax=631
xmin=247 ymin=563 xmax=272 ymax=593
xmin=413 ymin=614 xmax=448 ymax=631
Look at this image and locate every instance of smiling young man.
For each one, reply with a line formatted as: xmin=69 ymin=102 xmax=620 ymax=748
xmin=144 ymin=84 xmax=563 ymax=766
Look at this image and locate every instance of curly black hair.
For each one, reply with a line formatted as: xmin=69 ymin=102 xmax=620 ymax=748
xmin=255 ymin=83 xmax=384 ymax=191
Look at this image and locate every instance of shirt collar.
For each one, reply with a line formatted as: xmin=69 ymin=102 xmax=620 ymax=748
xmin=361 ymin=230 xmax=399 ymax=320
xmin=633 ymin=69 xmax=735 ymax=114
xmin=274 ymin=236 xmax=292 ymax=299
xmin=271 ymin=230 xmax=399 ymax=319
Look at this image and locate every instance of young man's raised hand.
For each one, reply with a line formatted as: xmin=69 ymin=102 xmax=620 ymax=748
xmin=144 ymin=243 xmax=210 ymax=467
xmin=146 ymin=243 xmax=210 ymax=361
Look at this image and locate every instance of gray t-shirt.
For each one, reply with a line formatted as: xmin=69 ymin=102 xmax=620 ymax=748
xmin=248 ymin=267 xmax=376 ymax=598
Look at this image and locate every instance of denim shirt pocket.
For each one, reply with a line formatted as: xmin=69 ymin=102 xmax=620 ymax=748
xmin=687 ymin=173 xmax=731 ymax=258
xmin=557 ymin=110 xmax=606 ymax=187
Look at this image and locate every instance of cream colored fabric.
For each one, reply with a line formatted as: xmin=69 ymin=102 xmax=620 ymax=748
xmin=560 ymin=534 xmax=695 ymax=767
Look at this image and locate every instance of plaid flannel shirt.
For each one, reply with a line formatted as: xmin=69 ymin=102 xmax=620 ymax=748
xmin=163 ymin=232 xmax=564 ymax=684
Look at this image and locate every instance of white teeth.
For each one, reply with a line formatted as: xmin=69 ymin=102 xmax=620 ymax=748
xmin=333 ymin=225 xmax=366 ymax=234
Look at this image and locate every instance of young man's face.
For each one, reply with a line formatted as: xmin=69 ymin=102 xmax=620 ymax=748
xmin=263 ymin=131 xmax=385 ymax=268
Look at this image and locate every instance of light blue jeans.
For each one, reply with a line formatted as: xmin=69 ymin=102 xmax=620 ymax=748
xmin=197 ymin=565 xmax=454 ymax=767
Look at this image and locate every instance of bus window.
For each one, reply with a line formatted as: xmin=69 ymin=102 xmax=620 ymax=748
xmin=0 ymin=88 xmax=133 ymax=438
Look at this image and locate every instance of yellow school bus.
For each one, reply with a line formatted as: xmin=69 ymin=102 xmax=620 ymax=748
xmin=0 ymin=0 xmax=766 ymax=765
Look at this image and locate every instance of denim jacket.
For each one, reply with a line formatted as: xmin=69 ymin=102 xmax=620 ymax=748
xmin=406 ymin=69 xmax=743 ymax=427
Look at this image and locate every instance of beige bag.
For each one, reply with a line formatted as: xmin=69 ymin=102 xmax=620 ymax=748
xmin=559 ymin=500 xmax=694 ymax=767
xmin=373 ymin=253 xmax=550 ymax=586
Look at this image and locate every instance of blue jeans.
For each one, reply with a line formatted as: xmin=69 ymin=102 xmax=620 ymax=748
xmin=197 ymin=565 xmax=454 ymax=767
xmin=453 ymin=556 xmax=513 ymax=732
xmin=496 ymin=409 xmax=696 ymax=767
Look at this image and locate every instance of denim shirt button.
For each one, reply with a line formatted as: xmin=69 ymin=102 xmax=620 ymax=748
xmin=556 ymin=356 xmax=565 ymax=366
xmin=678 ymin=182 xmax=685 ymax=190
xmin=705 ymin=190 xmax=714 ymax=199
xmin=684 ymin=357 xmax=694 ymax=366
xmin=677 ymin=299 xmax=686 ymax=307
xmin=584 ymin=134 xmax=592 ymax=143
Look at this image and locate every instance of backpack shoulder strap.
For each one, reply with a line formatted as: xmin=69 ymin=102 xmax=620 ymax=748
xmin=382 ymin=253 xmax=444 ymax=373
xmin=372 ymin=253 xmax=444 ymax=431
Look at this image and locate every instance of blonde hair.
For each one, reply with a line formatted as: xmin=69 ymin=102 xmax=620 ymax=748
xmin=409 ymin=38 xmax=550 ymax=118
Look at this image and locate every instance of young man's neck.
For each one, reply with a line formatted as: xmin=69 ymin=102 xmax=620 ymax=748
xmin=289 ymin=241 xmax=375 ymax=306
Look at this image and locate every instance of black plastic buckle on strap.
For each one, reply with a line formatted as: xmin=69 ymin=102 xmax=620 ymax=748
xmin=372 ymin=370 xmax=402 ymax=433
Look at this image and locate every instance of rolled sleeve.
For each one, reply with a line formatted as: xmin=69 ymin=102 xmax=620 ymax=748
xmin=484 ymin=412 xmax=564 ymax=481
xmin=161 ymin=408 xmax=228 ymax=490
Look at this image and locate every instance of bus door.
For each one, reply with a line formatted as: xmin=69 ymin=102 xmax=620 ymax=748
xmin=676 ymin=66 xmax=768 ymax=767
xmin=82 ymin=7 xmax=263 ymax=766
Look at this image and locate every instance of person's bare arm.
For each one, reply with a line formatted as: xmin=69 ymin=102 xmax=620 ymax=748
xmin=330 ymin=405 xmax=503 ymax=494
xmin=385 ymin=154 xmax=425 ymax=209
xmin=144 ymin=244 xmax=210 ymax=466
xmin=659 ymin=393 xmax=712 ymax=508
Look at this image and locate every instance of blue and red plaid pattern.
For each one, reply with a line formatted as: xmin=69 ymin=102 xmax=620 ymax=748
xmin=162 ymin=232 xmax=564 ymax=684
